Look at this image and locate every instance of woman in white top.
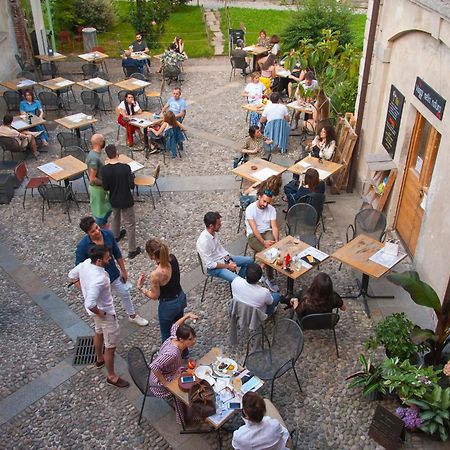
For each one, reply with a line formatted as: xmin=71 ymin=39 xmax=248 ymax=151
xmin=308 ymin=125 xmax=337 ymax=160
xmin=242 ymin=72 xmax=267 ymax=126
xmin=115 ymin=91 xmax=144 ymax=146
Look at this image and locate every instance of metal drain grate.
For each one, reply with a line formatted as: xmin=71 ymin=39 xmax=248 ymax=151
xmin=73 ymin=336 xmax=97 ymax=365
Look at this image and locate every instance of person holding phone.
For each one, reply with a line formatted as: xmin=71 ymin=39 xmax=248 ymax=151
xmin=115 ymin=91 xmax=144 ymax=146
xmin=75 ymin=216 xmax=148 ymax=327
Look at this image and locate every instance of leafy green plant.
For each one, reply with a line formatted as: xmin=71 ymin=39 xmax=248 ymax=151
xmin=366 ymin=312 xmax=426 ymax=361
xmin=346 ymin=354 xmax=387 ymax=398
xmin=406 ymin=385 xmax=450 ymax=441
xmin=381 ymin=357 xmax=441 ymax=401
xmin=387 ymin=271 xmax=450 ymax=366
xmin=130 ymin=0 xmax=173 ymax=43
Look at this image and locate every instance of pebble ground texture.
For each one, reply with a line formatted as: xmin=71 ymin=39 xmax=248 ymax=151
xmin=0 ymin=57 xmax=438 ymax=449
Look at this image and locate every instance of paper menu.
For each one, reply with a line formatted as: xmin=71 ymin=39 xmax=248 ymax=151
xmin=132 ymin=79 xmax=148 ymax=86
xmin=38 ymin=162 xmax=63 ymax=175
xmin=369 ymin=248 xmax=407 ymax=269
xmin=316 ymin=168 xmax=331 ymax=180
xmin=296 ymin=161 xmax=311 ymax=169
xmin=66 ymin=113 xmax=87 ymax=123
xmin=252 ymin=167 xmax=279 ymax=181
xmin=11 ymin=119 xmax=29 ymax=130
xmin=128 ymin=160 xmax=144 ymax=172
xmin=293 ymin=247 xmax=329 ymax=269
xmin=243 ymin=46 xmax=256 ymax=51
xmin=241 ymin=376 xmax=263 ymax=393
xmin=79 ymin=52 xmax=96 ymax=59
xmin=17 ymin=79 xmax=35 ymax=87
xmin=90 ymin=77 xmax=107 ymax=85
xmin=56 ymin=80 xmax=73 ymax=87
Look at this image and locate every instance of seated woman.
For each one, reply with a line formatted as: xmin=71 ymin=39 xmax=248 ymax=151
xmin=232 ymin=391 xmax=290 ymax=450
xmin=242 ymin=72 xmax=266 ymax=127
xmin=307 ymin=124 xmax=336 ymax=160
xmin=283 ymin=167 xmax=325 ymax=212
xmin=257 ymin=29 xmax=270 ymax=48
xmin=241 ymin=125 xmax=264 ymax=158
xmin=149 ymin=312 xmax=199 ymax=424
xmin=240 ymin=174 xmax=283 ymax=211
xmin=148 ymin=110 xmax=187 ymax=158
xmin=172 ymin=36 xmax=187 ymax=58
xmin=289 ymin=272 xmax=346 ymax=321
xmin=115 ymin=91 xmax=144 ymax=146
xmin=19 ymin=89 xmax=49 ymax=147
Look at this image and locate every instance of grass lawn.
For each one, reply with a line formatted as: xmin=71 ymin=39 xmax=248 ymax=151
xmin=349 ymin=14 xmax=367 ymax=50
xmin=96 ymin=4 xmax=213 ymax=58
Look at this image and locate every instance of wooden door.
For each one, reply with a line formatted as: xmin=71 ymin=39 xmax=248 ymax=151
xmin=395 ymin=113 xmax=440 ymax=255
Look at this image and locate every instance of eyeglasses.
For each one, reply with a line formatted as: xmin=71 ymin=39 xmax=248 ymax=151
xmin=263 ymin=189 xmax=274 ymax=197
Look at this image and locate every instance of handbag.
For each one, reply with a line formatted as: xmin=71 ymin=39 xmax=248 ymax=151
xmin=188 ymin=379 xmax=216 ymax=418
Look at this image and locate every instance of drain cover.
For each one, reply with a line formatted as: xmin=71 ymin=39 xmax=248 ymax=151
xmin=73 ymin=336 xmax=97 ymax=365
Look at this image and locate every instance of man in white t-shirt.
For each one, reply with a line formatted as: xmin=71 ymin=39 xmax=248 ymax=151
xmin=260 ymin=92 xmax=290 ymax=124
xmin=232 ymin=263 xmax=280 ymax=315
xmin=245 ymin=189 xmax=279 ymax=292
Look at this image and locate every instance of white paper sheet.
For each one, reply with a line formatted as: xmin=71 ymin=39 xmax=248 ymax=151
xmin=17 ymin=79 xmax=35 ymax=87
xmin=66 ymin=113 xmax=87 ymax=123
xmin=252 ymin=167 xmax=279 ymax=181
xmin=38 ymin=162 xmax=63 ymax=175
xmin=276 ymin=69 xmax=291 ymax=77
xmin=78 ymin=52 xmax=95 ymax=59
xmin=53 ymin=52 xmax=63 ymax=57
xmin=128 ymin=160 xmax=144 ymax=172
xmin=11 ymin=119 xmax=29 ymax=130
xmin=317 ymin=168 xmax=332 ymax=180
xmin=56 ymin=80 xmax=73 ymax=87
xmin=132 ymin=79 xmax=148 ymax=86
xmin=243 ymin=46 xmax=255 ymax=51
xmin=296 ymin=161 xmax=311 ymax=169
xmin=241 ymin=376 xmax=264 ymax=394
xmin=369 ymin=248 xmax=407 ymax=269
xmin=90 ymin=77 xmax=107 ymax=85
xmin=130 ymin=118 xmax=153 ymax=128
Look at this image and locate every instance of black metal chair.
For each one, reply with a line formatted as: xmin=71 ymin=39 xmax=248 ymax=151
xmin=81 ymin=63 xmax=99 ymax=80
xmin=38 ymin=91 xmax=63 ymax=115
xmin=37 ymin=184 xmax=76 ymax=222
xmin=298 ymin=192 xmax=326 ymax=232
xmin=0 ymin=136 xmax=30 ymax=161
xmin=299 ymin=312 xmax=340 ymax=358
xmin=94 ymin=71 xmax=113 ymax=111
xmin=129 ymin=72 xmax=147 ymax=106
xmin=38 ymin=62 xmax=58 ymax=80
xmin=127 ymin=347 xmax=178 ymax=425
xmin=81 ymin=90 xmax=100 ymax=116
xmin=3 ymin=90 xmax=22 ymax=113
xmin=161 ymin=64 xmax=181 ymax=90
xmin=62 ymin=146 xmax=89 ymax=194
xmin=123 ymin=65 xmax=137 ymax=78
xmin=244 ymin=318 xmax=304 ymax=401
xmin=229 ymin=56 xmax=248 ymax=81
xmin=15 ymin=54 xmax=34 ymax=72
xmin=286 ymin=203 xmax=322 ymax=248
xmin=57 ymin=132 xmax=86 ymax=156
xmin=197 ymin=252 xmax=232 ymax=303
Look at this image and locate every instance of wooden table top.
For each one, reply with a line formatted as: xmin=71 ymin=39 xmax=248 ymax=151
xmin=77 ymin=77 xmax=112 ymax=90
xmin=35 ymin=53 xmax=66 ymax=62
xmin=0 ymin=77 xmax=37 ymax=91
xmin=231 ymin=157 xmax=286 ymax=184
xmin=331 ymin=234 xmax=406 ymax=279
xmin=256 ymin=236 xmax=329 ymax=280
xmin=131 ymin=51 xmax=151 ymax=60
xmin=54 ymin=113 xmax=97 ymax=130
xmin=288 ymin=155 xmax=344 ymax=180
xmin=114 ymin=78 xmax=151 ymax=91
xmin=78 ymin=51 xmax=109 ymax=62
xmin=12 ymin=114 xmax=46 ymax=132
xmin=39 ymin=77 xmax=75 ymax=91
xmin=286 ymin=100 xmax=314 ymax=114
xmin=37 ymin=155 xmax=87 ymax=181
xmin=241 ymin=103 xmax=265 ymax=114
xmin=104 ymin=154 xmax=144 ymax=173
xmin=243 ymin=45 xmax=268 ymax=56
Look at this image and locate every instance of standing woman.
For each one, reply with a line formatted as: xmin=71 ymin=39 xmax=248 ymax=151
xmin=19 ymin=89 xmax=49 ymax=146
xmin=136 ymin=238 xmax=187 ymax=342
xmin=115 ymin=91 xmax=144 ymax=146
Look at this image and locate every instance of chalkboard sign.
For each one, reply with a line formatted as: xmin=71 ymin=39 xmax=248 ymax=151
xmin=414 ymin=77 xmax=446 ymax=120
xmin=382 ymin=85 xmax=405 ymax=157
xmin=369 ymin=405 xmax=405 ymax=450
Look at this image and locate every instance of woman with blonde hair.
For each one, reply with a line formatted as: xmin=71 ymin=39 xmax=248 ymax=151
xmin=136 ymin=238 xmax=186 ymax=342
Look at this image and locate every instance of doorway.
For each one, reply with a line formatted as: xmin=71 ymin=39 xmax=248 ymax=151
xmin=395 ymin=112 xmax=440 ymax=255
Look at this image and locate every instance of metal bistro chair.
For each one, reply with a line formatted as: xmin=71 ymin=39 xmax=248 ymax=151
xmin=3 ymin=90 xmax=22 ymax=113
xmin=38 ymin=184 xmax=77 ymax=222
xmin=62 ymin=146 xmax=89 ymax=194
xmin=229 ymin=56 xmax=248 ymax=81
xmin=81 ymin=90 xmax=101 ymax=116
xmin=38 ymin=91 xmax=64 ymax=116
xmin=298 ymin=192 xmax=326 ymax=232
xmin=127 ymin=347 xmax=180 ymax=425
xmin=286 ymin=203 xmax=322 ymax=249
xmin=129 ymin=72 xmax=147 ymax=107
xmin=244 ymin=318 xmax=304 ymax=401
xmin=134 ymin=164 xmax=162 ymax=209
xmin=161 ymin=64 xmax=181 ymax=91
xmin=38 ymin=62 xmax=58 ymax=80
xmin=299 ymin=312 xmax=341 ymax=358
xmin=57 ymin=132 xmax=86 ymax=156
xmin=15 ymin=54 xmax=34 ymax=72
xmin=0 ymin=136 xmax=30 ymax=161
xmin=82 ymin=63 xmax=99 ymax=80
xmin=94 ymin=71 xmax=113 ymax=111
xmin=197 ymin=252 xmax=232 ymax=303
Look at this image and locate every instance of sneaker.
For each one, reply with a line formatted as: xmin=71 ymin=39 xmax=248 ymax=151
xmin=95 ymin=360 xmax=105 ymax=369
xmin=128 ymin=247 xmax=141 ymax=259
xmin=107 ymin=377 xmax=130 ymax=388
xmin=264 ymin=278 xmax=280 ymax=293
xmin=128 ymin=314 xmax=148 ymax=326
xmin=116 ymin=229 xmax=127 ymax=242
xmin=148 ymin=148 xmax=159 ymax=154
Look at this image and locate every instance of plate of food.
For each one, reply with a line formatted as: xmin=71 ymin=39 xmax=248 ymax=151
xmin=212 ymin=357 xmax=238 ymax=378
xmin=194 ymin=365 xmax=216 ymax=386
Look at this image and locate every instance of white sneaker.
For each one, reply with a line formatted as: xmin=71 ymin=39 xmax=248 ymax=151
xmin=128 ymin=314 xmax=148 ymax=326
xmin=264 ymin=278 xmax=280 ymax=293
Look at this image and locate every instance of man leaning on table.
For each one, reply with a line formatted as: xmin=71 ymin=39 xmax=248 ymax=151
xmin=245 ymin=188 xmax=280 ymax=292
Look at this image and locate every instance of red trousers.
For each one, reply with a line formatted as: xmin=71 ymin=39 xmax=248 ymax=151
xmin=117 ymin=115 xmax=139 ymax=145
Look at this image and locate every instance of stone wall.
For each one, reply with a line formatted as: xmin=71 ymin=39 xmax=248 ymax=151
xmin=0 ymin=0 xmax=19 ymax=81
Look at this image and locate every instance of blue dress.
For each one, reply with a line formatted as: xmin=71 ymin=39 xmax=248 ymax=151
xmin=19 ymin=100 xmax=49 ymax=143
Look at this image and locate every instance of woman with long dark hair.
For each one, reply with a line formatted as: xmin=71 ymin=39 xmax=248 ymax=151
xmin=115 ymin=91 xmax=144 ymax=146
xmin=19 ymin=89 xmax=49 ymax=146
xmin=283 ymin=167 xmax=325 ymax=211
xmin=308 ymin=124 xmax=336 ymax=160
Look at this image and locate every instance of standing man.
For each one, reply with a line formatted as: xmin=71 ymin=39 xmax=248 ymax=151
xmin=86 ymin=134 xmax=113 ymax=229
xmin=196 ymin=211 xmax=253 ymax=283
xmin=68 ymin=245 xmax=129 ymax=388
xmin=245 ymin=189 xmax=280 ymax=292
xmin=76 ymin=216 xmax=148 ymax=326
xmin=161 ymin=87 xmax=187 ymax=122
xmin=102 ymin=144 xmax=141 ymax=260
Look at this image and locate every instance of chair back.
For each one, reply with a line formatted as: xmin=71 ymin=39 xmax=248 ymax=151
xmin=118 ymin=90 xmax=127 ymax=103
xmin=38 ymin=91 xmax=60 ymax=111
xmin=57 ymin=132 xmax=82 ymax=151
xmin=18 ymin=71 xmax=37 ymax=82
xmin=14 ymin=162 xmax=27 ymax=183
xmin=230 ymin=56 xmax=248 ymax=70
xmin=197 ymin=252 xmax=206 ymax=275
xmin=299 ymin=312 xmax=340 ymax=331
xmin=15 ymin=54 xmax=26 ymax=70
xmin=82 ymin=63 xmax=99 ymax=79
xmin=40 ymin=62 xmax=57 ymax=78
xmin=4 ymin=90 xmax=22 ymax=112
xmin=272 ymin=318 xmax=304 ymax=364
xmin=354 ymin=208 xmax=387 ymax=241
xmin=286 ymin=203 xmax=317 ymax=236
xmin=63 ymin=146 xmax=86 ymax=162
xmin=81 ymin=90 xmax=100 ymax=110
xmin=38 ymin=184 xmax=69 ymax=202
xmin=162 ymin=64 xmax=181 ymax=80
xmin=298 ymin=192 xmax=325 ymax=225
xmin=123 ymin=65 xmax=137 ymax=78
xmin=153 ymin=164 xmax=161 ymax=180
xmin=0 ymin=136 xmax=21 ymax=153
xmin=96 ymin=71 xmax=110 ymax=81
xmin=127 ymin=347 xmax=151 ymax=395
xmin=131 ymin=73 xmax=146 ymax=81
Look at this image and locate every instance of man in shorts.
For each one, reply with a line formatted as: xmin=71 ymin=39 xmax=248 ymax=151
xmin=68 ymin=245 xmax=129 ymax=388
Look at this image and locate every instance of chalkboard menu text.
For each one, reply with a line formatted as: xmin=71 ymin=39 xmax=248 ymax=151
xmin=382 ymin=85 xmax=405 ymax=157
xmin=369 ymin=405 xmax=405 ymax=450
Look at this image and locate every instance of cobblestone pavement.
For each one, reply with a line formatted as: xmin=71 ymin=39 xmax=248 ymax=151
xmin=0 ymin=57 xmax=431 ymax=449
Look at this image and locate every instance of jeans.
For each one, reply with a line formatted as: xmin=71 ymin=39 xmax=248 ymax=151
xmin=207 ymin=255 xmax=254 ymax=283
xmin=95 ymin=210 xmax=112 ymax=227
xmin=158 ymin=291 xmax=187 ymax=343
xmin=111 ymin=206 xmax=137 ymax=252
xmin=111 ymin=277 xmax=135 ymax=316
xmin=266 ymin=292 xmax=281 ymax=316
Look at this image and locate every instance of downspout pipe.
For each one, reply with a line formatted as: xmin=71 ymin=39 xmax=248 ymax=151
xmin=347 ymin=0 xmax=382 ymax=192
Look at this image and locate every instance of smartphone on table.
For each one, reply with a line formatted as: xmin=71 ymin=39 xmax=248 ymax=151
xmin=180 ymin=375 xmax=196 ymax=383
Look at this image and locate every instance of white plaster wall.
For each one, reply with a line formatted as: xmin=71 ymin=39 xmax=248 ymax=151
xmin=358 ymin=0 xmax=450 ymax=300
xmin=0 ymin=0 xmax=19 ymax=82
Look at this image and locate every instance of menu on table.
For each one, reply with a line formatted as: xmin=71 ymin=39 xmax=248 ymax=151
xmin=252 ymin=167 xmax=279 ymax=182
xmin=38 ymin=162 xmax=63 ymax=175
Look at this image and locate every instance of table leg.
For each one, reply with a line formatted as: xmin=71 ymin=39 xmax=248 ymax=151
xmin=143 ymin=126 xmax=149 ymax=158
xmin=287 ymin=277 xmax=294 ymax=296
xmin=75 ymin=129 xmax=81 ymax=139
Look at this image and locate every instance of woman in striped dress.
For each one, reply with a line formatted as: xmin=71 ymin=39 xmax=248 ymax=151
xmin=149 ymin=312 xmax=198 ymax=424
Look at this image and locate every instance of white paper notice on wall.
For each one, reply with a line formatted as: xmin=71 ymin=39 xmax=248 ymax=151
xmin=415 ymin=156 xmax=423 ymax=174
xmin=420 ymin=192 xmax=427 ymax=210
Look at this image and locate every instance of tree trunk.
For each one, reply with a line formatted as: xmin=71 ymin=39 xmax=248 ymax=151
xmin=9 ymin=0 xmax=35 ymax=70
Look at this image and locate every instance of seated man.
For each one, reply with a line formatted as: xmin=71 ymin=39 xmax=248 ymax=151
xmin=197 ymin=211 xmax=253 ymax=283
xmin=231 ymin=38 xmax=249 ymax=76
xmin=245 ymin=189 xmax=279 ymax=292
xmin=292 ymin=70 xmax=319 ymax=130
xmin=160 ymin=43 xmax=186 ymax=72
xmin=260 ymin=92 xmax=290 ymax=125
xmin=232 ymin=392 xmax=290 ymax=450
xmin=0 ymin=113 xmax=39 ymax=157
xmin=122 ymin=50 xmax=144 ymax=75
xmin=129 ymin=33 xmax=149 ymax=53
xmin=161 ymin=86 xmax=186 ymax=122
xmin=232 ymin=263 xmax=280 ymax=315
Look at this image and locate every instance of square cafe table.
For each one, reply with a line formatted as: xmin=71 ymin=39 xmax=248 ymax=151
xmin=331 ymin=234 xmax=407 ymax=317
xmin=35 ymin=52 xmax=66 ymax=63
xmin=0 ymin=77 xmax=37 ymax=91
xmin=12 ymin=114 xmax=46 ymax=132
xmin=39 ymin=77 xmax=75 ymax=92
xmin=104 ymin=154 xmax=145 ymax=173
xmin=78 ymin=51 xmax=109 ymax=63
xmin=256 ymin=235 xmax=330 ymax=295
xmin=126 ymin=112 xmax=163 ymax=156
xmin=114 ymin=77 xmax=150 ymax=92
xmin=243 ymin=45 xmax=268 ymax=70
xmin=241 ymin=103 xmax=264 ymax=115
xmin=77 ymin=77 xmax=112 ymax=91
xmin=288 ymin=155 xmax=343 ymax=181
xmin=37 ymin=155 xmax=87 ymax=182
xmin=54 ymin=113 xmax=97 ymax=138
xmin=231 ymin=157 xmax=286 ymax=185
xmin=131 ymin=51 xmax=151 ymax=61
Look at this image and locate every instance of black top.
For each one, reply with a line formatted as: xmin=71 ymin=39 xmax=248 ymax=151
xmin=159 ymin=255 xmax=182 ymax=299
xmin=294 ymin=290 xmax=343 ymax=321
xmin=101 ymin=162 xmax=135 ymax=209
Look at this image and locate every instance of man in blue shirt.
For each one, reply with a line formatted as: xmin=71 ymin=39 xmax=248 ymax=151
xmin=75 ymin=216 xmax=148 ymax=326
xmin=161 ymin=87 xmax=187 ymax=122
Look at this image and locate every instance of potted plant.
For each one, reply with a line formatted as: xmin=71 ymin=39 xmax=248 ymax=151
xmin=346 ymin=354 xmax=386 ymax=400
xmin=365 ymin=312 xmax=426 ymax=362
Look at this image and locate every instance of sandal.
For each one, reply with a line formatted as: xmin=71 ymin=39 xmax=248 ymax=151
xmin=283 ymin=208 xmax=288 ymax=214
xmin=107 ymin=377 xmax=129 ymax=388
xmin=281 ymin=196 xmax=288 ymax=202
